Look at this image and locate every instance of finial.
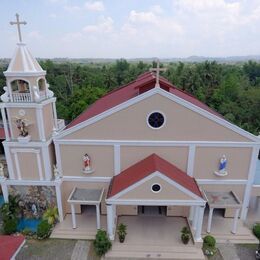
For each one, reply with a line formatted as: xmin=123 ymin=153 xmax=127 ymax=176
xmin=10 ymin=13 xmax=27 ymax=43
xmin=149 ymin=58 xmax=166 ymax=88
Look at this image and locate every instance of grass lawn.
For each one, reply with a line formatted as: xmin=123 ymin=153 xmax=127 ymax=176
xmin=17 ymin=238 xmax=78 ymax=260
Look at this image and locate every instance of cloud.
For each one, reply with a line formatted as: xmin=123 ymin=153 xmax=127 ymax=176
xmin=84 ymin=1 xmax=105 ymax=12
xmin=63 ymin=5 xmax=81 ymax=13
xmin=83 ymin=16 xmax=113 ymax=33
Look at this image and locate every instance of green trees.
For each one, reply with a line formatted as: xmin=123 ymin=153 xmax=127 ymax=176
xmin=1 ymin=59 xmax=259 ymax=135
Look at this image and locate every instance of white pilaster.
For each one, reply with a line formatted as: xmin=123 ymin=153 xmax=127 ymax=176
xmin=42 ymin=146 xmax=52 ymax=180
xmin=96 ymin=204 xmax=101 ymax=229
xmin=114 ymin=145 xmax=121 ymax=175
xmin=187 ymin=145 xmax=196 ymax=177
xmin=71 ymin=203 xmax=76 ymax=229
xmin=54 ymin=142 xmax=63 ymax=177
xmin=36 ymin=151 xmax=43 ymax=181
xmin=3 ymin=145 xmax=15 ymax=179
xmin=195 ymin=206 xmax=205 ymax=242
xmin=55 ymin=180 xmax=64 ymax=222
xmin=52 ymin=101 xmax=58 ymax=130
xmin=36 ymin=107 xmax=46 ymax=141
xmin=1 ymin=108 xmax=10 ymax=141
xmin=207 ymin=207 xmax=214 ymax=233
xmin=241 ymin=146 xmax=259 ymax=220
xmin=231 ymin=208 xmax=240 ymax=234
xmin=13 ymin=152 xmax=21 ymax=180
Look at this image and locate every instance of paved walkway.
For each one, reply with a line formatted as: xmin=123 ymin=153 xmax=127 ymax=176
xmin=218 ymin=243 xmax=239 ymax=260
xmin=71 ymin=240 xmax=90 ymax=260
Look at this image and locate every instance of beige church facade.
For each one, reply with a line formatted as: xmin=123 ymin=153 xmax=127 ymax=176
xmin=0 ymin=15 xmax=260 ymax=244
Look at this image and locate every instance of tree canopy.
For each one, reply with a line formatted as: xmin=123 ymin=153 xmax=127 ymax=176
xmin=0 ymin=59 xmax=259 ymax=135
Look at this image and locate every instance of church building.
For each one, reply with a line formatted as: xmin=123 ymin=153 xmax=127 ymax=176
xmin=0 ymin=15 xmax=260 ymax=246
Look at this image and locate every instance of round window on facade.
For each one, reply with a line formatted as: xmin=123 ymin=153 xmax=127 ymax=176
xmin=147 ymin=112 xmax=165 ymax=129
xmin=151 ymin=183 xmax=161 ymax=193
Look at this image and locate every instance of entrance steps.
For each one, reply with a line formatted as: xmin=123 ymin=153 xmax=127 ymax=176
xmin=105 ymin=244 xmax=205 ymax=260
xmin=51 ymin=228 xmax=96 ymax=240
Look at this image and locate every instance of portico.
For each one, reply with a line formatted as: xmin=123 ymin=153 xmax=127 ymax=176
xmin=106 ymin=153 xmax=206 ymax=242
xmin=67 ymin=187 xmax=104 ymax=229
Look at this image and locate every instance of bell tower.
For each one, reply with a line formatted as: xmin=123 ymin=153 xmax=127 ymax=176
xmin=0 ymin=14 xmax=64 ymax=182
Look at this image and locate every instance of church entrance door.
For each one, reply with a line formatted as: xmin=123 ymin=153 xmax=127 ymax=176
xmin=138 ymin=205 xmax=167 ymax=216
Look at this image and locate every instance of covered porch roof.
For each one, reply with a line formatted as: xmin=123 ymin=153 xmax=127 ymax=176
xmin=107 ymin=154 xmax=203 ymax=204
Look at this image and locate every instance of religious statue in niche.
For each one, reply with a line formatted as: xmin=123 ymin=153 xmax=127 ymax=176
xmin=15 ymin=118 xmax=29 ymax=137
xmin=53 ymin=164 xmax=61 ymax=180
xmin=82 ymin=153 xmax=94 ymax=173
xmin=214 ymin=154 xmax=228 ymax=176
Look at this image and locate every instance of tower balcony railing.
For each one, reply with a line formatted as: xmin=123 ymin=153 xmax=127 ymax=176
xmin=11 ymin=91 xmax=47 ymax=103
xmin=12 ymin=92 xmax=31 ymax=102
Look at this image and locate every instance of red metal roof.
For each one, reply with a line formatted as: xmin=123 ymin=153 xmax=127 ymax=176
xmin=66 ymin=71 xmax=223 ymax=129
xmin=0 ymin=235 xmax=25 ymax=260
xmin=107 ymin=154 xmax=203 ymax=199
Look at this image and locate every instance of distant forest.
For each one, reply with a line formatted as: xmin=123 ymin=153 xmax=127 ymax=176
xmin=0 ymin=59 xmax=259 ymax=135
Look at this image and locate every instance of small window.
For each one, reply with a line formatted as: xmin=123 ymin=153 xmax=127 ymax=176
xmin=151 ymin=184 xmax=161 ymax=193
xmin=147 ymin=112 xmax=165 ymax=129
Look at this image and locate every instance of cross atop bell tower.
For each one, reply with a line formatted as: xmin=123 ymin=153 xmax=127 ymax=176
xmin=150 ymin=59 xmax=166 ymax=88
xmin=10 ymin=13 xmax=27 ymax=43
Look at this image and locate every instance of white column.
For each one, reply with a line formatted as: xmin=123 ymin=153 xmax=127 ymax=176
xmin=0 ymin=178 xmax=9 ymax=202
xmin=71 ymin=203 xmax=77 ymax=229
xmin=96 ymin=204 xmax=101 ymax=229
xmin=195 ymin=206 xmax=205 ymax=242
xmin=231 ymin=208 xmax=240 ymax=234
xmin=241 ymin=147 xmax=258 ymax=220
xmin=192 ymin=206 xmax=199 ymax=230
xmin=55 ymin=180 xmax=64 ymax=222
xmin=107 ymin=204 xmax=115 ymax=240
xmin=189 ymin=206 xmax=195 ymax=222
xmin=207 ymin=207 xmax=214 ymax=233
xmin=1 ymin=108 xmax=10 ymax=141
xmin=42 ymin=146 xmax=52 ymax=180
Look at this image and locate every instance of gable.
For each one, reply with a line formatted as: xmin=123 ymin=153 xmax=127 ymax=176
xmin=116 ymin=175 xmax=197 ymax=201
xmin=63 ymin=93 xmax=252 ymax=142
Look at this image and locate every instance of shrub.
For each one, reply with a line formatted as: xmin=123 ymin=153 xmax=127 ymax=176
xmin=37 ymin=220 xmax=52 ymax=239
xmin=22 ymin=228 xmax=34 ymax=237
xmin=203 ymin=235 xmax=216 ymax=248
xmin=43 ymin=207 xmax=59 ymax=225
xmin=2 ymin=218 xmax=18 ymax=235
xmin=253 ymin=224 xmax=260 ymax=240
xmin=93 ymin=229 xmax=112 ymax=256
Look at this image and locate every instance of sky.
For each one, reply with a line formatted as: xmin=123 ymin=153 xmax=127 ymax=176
xmin=1 ymin=0 xmax=260 ymax=59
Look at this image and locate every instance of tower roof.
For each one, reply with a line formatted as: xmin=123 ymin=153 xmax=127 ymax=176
xmin=4 ymin=42 xmax=45 ymax=77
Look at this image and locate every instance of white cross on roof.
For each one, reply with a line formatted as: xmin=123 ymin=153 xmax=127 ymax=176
xmin=149 ymin=59 xmax=167 ymax=88
xmin=10 ymin=13 xmax=27 ymax=43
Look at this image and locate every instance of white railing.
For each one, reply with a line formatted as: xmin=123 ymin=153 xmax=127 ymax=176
xmin=12 ymin=93 xmax=31 ymax=102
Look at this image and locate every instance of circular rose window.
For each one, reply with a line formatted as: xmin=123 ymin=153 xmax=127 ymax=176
xmin=147 ymin=112 xmax=165 ymax=129
xmin=151 ymin=183 xmax=161 ymax=193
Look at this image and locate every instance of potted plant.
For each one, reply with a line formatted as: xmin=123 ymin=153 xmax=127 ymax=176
xmin=181 ymin=226 xmax=190 ymax=244
xmin=117 ymin=223 xmax=127 ymax=243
